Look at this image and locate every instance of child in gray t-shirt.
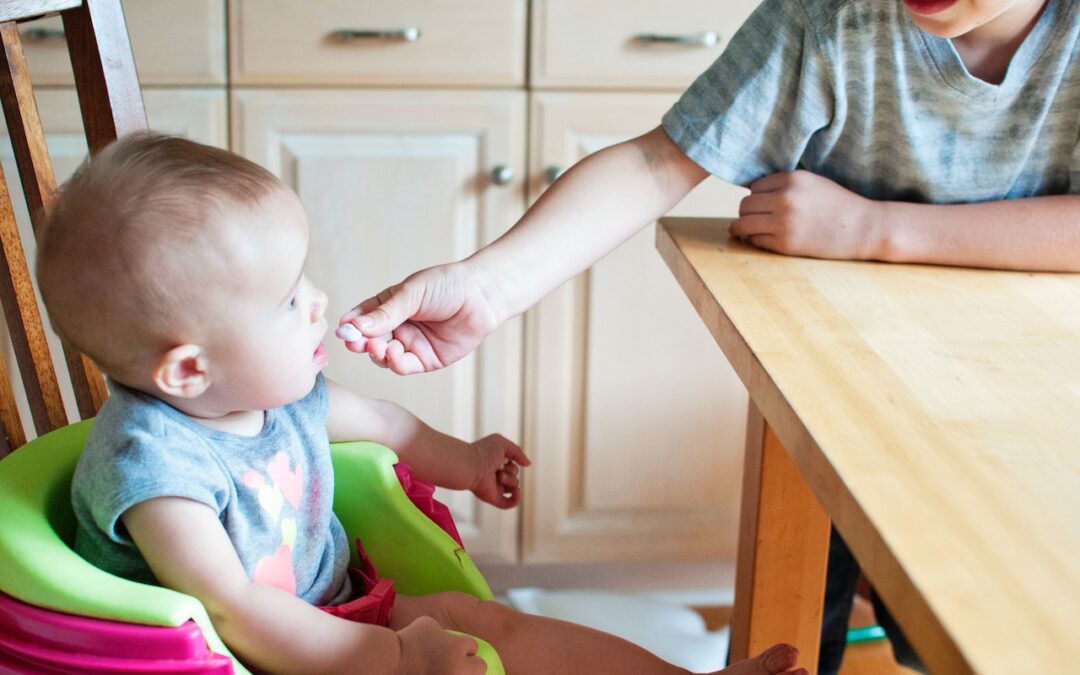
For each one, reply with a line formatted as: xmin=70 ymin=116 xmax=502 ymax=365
xmin=41 ymin=134 xmax=808 ymax=675
xmin=337 ymin=1 xmax=1080 ymax=672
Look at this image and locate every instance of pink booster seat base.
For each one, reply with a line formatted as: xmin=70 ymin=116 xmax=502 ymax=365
xmin=0 ymin=591 xmax=233 ymax=674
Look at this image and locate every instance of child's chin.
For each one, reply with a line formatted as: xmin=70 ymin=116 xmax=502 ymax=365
xmin=295 ymin=377 xmax=320 ymax=400
xmin=259 ymin=380 xmax=318 ymax=410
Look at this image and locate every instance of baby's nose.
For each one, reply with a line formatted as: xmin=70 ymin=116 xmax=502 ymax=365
xmin=312 ymin=288 xmax=328 ymax=320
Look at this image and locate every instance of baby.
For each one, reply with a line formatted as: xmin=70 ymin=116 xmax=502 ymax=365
xmin=38 ymin=133 xmax=804 ymax=675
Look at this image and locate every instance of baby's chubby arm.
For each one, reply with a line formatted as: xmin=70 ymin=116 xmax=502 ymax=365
xmin=731 ymin=169 xmax=1080 ymax=272
xmin=123 ymin=497 xmax=483 ymax=675
xmin=326 ymin=378 xmax=530 ymax=508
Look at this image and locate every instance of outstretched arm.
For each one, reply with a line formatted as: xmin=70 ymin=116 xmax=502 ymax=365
xmin=326 ymin=379 xmax=529 ymax=508
xmin=731 ymin=170 xmax=1080 ymax=272
xmin=338 ymin=125 xmax=708 ymax=374
xmin=467 ymin=124 xmax=710 ymax=319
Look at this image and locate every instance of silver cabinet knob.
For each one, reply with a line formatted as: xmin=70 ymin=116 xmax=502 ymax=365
xmin=490 ymin=165 xmax=514 ymax=186
xmin=543 ymin=166 xmax=565 ymax=185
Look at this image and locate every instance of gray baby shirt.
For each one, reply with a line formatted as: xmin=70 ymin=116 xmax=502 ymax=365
xmin=72 ymin=374 xmax=352 ymax=605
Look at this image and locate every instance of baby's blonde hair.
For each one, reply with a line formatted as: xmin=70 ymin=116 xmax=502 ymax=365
xmin=37 ymin=133 xmax=284 ymax=378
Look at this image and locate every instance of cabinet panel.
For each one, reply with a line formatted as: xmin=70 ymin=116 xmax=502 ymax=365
xmin=20 ymin=0 xmax=226 ymax=85
xmin=0 ymin=88 xmax=227 ymax=438
xmin=229 ymin=0 xmax=526 ymax=86
xmin=523 ymin=92 xmax=749 ymax=563
xmin=532 ymin=0 xmax=759 ymax=90
xmin=233 ymin=89 xmax=526 ymax=562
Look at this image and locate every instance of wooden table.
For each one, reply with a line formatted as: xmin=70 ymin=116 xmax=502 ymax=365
xmin=656 ymin=217 xmax=1080 ymax=675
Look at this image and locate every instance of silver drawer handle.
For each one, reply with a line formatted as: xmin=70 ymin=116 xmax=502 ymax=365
xmin=22 ymin=27 xmax=66 ymax=41
xmin=329 ymin=27 xmax=421 ymax=43
xmin=633 ymin=31 xmax=720 ymax=47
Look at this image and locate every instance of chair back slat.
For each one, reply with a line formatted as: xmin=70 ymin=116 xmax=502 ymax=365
xmin=0 ymin=22 xmax=51 ymax=230
xmin=61 ymin=0 xmax=145 ymax=152
xmin=61 ymin=0 xmax=145 ymax=417
xmin=0 ymin=158 xmax=65 ymax=437
xmin=0 ymin=335 xmax=25 ymax=453
xmin=63 ymin=349 xmax=106 ymax=418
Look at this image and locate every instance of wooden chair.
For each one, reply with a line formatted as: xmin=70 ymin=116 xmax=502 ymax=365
xmin=0 ymin=4 xmax=505 ymax=673
xmin=0 ymin=0 xmax=145 ymax=457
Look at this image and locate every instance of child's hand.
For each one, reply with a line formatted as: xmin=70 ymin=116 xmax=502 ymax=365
xmin=731 ymin=170 xmax=884 ymax=261
xmin=396 ymin=616 xmax=486 ymax=675
xmin=469 ymin=433 xmax=531 ymax=509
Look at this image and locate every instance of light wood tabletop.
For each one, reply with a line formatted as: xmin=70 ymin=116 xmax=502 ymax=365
xmin=656 ymin=217 xmax=1080 ymax=675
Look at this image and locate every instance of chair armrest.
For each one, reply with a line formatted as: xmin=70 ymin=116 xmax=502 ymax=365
xmin=330 ymin=441 xmax=494 ymax=600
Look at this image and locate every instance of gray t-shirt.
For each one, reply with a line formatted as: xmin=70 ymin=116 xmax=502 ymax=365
xmin=72 ymin=374 xmax=352 ymax=606
xmin=662 ymin=0 xmax=1080 ymax=203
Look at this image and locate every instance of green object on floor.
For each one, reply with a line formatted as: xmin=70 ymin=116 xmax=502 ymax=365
xmin=846 ymin=624 xmax=887 ymax=644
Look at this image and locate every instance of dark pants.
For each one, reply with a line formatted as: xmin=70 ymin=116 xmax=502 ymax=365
xmin=819 ymin=527 xmax=926 ymax=674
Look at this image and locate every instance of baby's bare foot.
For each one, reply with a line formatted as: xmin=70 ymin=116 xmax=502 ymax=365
xmin=713 ymin=644 xmax=808 ymax=675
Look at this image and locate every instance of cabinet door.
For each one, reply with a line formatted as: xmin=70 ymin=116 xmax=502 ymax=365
xmin=233 ymin=90 xmax=526 ymax=563
xmin=523 ymin=92 xmax=748 ymax=563
xmin=0 ymin=88 xmax=227 ymax=437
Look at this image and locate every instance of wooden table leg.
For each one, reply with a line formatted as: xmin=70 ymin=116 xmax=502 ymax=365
xmin=729 ymin=404 xmax=831 ymax=673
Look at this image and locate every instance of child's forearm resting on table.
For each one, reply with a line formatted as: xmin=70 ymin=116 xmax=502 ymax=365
xmin=123 ymin=497 xmax=404 ymax=675
xmin=466 ymin=125 xmax=708 ymax=323
xmin=872 ymin=194 xmax=1080 ymax=272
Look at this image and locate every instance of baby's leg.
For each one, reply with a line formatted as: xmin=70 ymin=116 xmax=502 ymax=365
xmin=391 ymin=593 xmax=807 ymax=675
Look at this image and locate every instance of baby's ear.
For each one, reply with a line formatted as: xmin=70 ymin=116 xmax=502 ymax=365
xmin=152 ymin=344 xmax=210 ymax=398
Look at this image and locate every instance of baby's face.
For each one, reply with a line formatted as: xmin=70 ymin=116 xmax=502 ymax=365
xmin=900 ymin=0 xmax=1045 ymax=38
xmin=205 ymin=190 xmax=330 ymax=411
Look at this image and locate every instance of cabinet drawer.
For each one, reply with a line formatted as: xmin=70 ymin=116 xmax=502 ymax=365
xmin=532 ymin=0 xmax=759 ymax=90
xmin=20 ymin=0 xmax=226 ymax=86
xmin=229 ymin=0 xmax=526 ymax=86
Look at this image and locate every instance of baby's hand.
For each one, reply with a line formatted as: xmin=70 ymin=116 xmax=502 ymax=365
xmin=396 ymin=616 xmax=485 ymax=675
xmin=469 ymin=433 xmax=531 ymax=509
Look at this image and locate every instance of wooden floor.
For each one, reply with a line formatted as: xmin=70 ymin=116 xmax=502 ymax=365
xmin=693 ymin=597 xmax=917 ymax=675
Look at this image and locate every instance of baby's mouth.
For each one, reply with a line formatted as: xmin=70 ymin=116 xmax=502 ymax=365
xmin=313 ymin=343 xmax=328 ymax=364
